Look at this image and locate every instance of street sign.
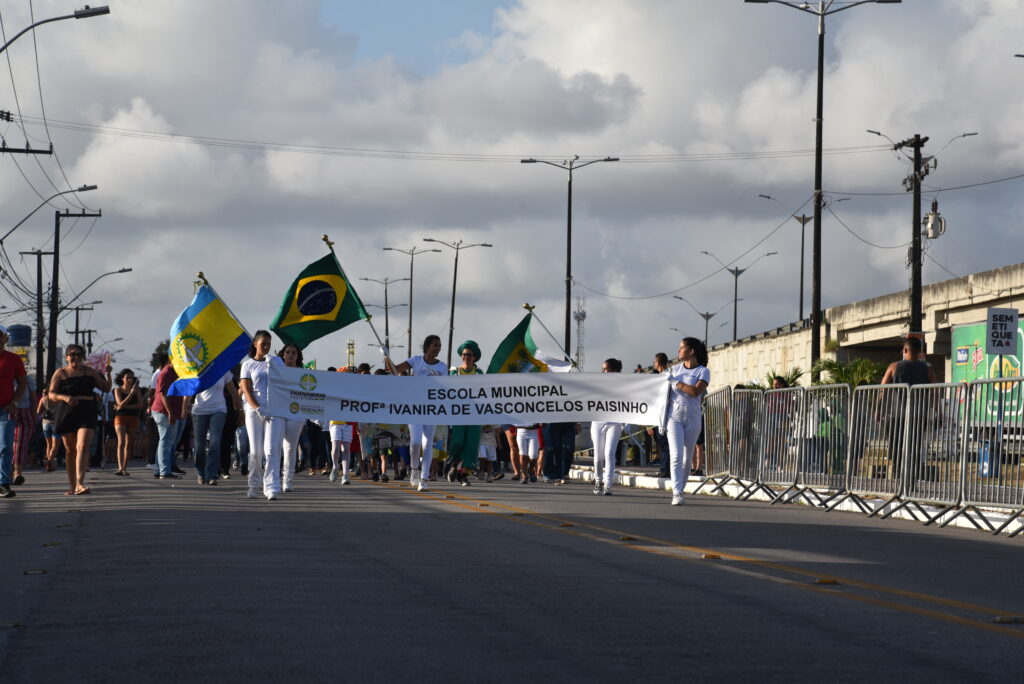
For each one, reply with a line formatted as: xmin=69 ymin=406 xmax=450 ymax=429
xmin=986 ymin=308 xmax=1019 ymax=356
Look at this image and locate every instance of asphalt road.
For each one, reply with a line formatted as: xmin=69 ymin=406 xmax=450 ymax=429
xmin=1 ymin=465 xmax=1022 ymax=683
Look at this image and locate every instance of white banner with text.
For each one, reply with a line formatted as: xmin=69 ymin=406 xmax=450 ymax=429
xmin=267 ymin=364 xmax=668 ymax=426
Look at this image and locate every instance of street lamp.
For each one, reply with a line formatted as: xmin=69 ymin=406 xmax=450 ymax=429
xmin=423 ymin=238 xmax=493 ymax=368
xmin=0 ymin=5 xmax=109 ymax=55
xmin=673 ymin=296 xmax=733 ymax=347
xmin=359 ymin=276 xmax=410 ymax=349
xmin=49 ymin=267 xmax=130 ymax=379
xmin=745 ymin=0 xmax=902 ymax=374
xmin=382 ymin=246 xmax=441 ymax=356
xmin=366 ymin=301 xmax=409 ymax=350
xmin=759 ymin=194 xmax=813 ymax=321
xmin=0 ymin=184 xmax=97 ymax=243
xmin=521 ymin=154 xmax=618 ymax=359
xmin=701 ymin=251 xmax=777 ymax=342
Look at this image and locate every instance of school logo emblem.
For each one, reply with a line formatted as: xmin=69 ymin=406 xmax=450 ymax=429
xmin=299 ymin=373 xmax=317 ymax=392
xmin=289 ymin=402 xmax=301 ymax=414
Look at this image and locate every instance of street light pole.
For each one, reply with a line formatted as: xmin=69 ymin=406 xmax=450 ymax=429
xmin=745 ymin=0 xmax=902 ymax=375
xmin=673 ymin=296 xmax=732 ymax=347
xmin=0 ymin=5 xmax=109 ymax=55
xmin=48 ymin=264 xmax=130 ymax=380
xmin=701 ymin=251 xmax=777 ymax=342
xmin=521 ymin=155 xmax=618 ymax=359
xmin=423 ymin=238 xmax=493 ymax=368
xmin=359 ymin=276 xmax=410 ymax=349
xmin=382 ymin=246 xmax=440 ymax=356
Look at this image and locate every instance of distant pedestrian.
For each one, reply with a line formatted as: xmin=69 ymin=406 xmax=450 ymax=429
xmin=591 ymin=358 xmax=624 ymax=496
xmin=112 ymin=369 xmax=143 ymax=476
xmin=48 ymin=344 xmax=110 ymax=496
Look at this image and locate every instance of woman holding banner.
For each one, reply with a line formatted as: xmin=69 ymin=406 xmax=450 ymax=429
xmin=278 ymin=343 xmax=306 ymax=492
xmin=666 ymin=338 xmax=710 ymax=506
xmin=591 ymin=358 xmax=624 ymax=495
xmin=239 ymin=330 xmax=285 ymax=500
xmin=447 ymin=340 xmax=483 ymax=486
xmin=389 ymin=335 xmax=447 ymax=492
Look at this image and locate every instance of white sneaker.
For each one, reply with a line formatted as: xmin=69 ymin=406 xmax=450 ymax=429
xmin=341 ymin=476 xmax=350 ymax=485
xmin=267 ymin=491 xmax=278 ymax=500
xmin=593 ymin=483 xmax=603 ymax=495
xmin=283 ymin=485 xmax=292 ymax=493
xmin=329 ymin=469 xmax=338 ymax=482
xmin=671 ymin=494 xmax=685 ymax=506
xmin=246 ymin=488 xmax=258 ymax=498
xmin=417 ymin=481 xmax=428 ymax=492
xmin=410 ymin=468 xmax=421 ymax=486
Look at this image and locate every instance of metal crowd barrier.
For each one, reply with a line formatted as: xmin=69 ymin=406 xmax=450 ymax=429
xmin=950 ymin=377 xmax=1024 ymax=535
xmin=758 ymin=387 xmax=805 ymax=503
xmin=698 ymin=379 xmax=1024 ymax=536
xmin=696 ymin=386 xmax=731 ymax=494
xmin=713 ymin=389 xmax=766 ymax=499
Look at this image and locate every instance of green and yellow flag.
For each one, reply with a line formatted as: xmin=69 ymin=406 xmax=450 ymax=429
xmin=271 ymin=252 xmax=368 ymax=349
xmin=487 ymin=313 xmax=572 ymax=373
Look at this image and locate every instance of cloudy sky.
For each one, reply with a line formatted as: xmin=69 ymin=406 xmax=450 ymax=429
xmin=1 ymin=0 xmax=1023 ymax=380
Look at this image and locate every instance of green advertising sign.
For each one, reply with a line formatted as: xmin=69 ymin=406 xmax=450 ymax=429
xmin=952 ymin=321 xmax=1023 ymax=423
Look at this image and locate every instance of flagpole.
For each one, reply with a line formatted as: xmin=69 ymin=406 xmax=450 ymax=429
xmin=525 ymin=303 xmax=578 ymax=368
xmin=321 ymin=234 xmax=397 ymax=372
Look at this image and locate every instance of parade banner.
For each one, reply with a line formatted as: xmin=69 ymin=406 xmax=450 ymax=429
xmin=267 ymin=364 xmax=669 ymax=426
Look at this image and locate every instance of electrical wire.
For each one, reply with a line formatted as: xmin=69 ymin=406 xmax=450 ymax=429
xmin=574 ymin=195 xmax=814 ymax=300
xmin=825 ymin=204 xmax=909 ymax=250
xmin=12 ymin=113 xmax=892 ymax=164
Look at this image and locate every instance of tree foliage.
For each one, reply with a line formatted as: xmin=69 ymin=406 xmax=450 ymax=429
xmin=812 ymin=357 xmax=886 ymax=387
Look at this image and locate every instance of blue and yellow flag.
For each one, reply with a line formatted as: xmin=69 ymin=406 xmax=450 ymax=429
xmin=167 ymin=284 xmax=252 ymax=396
xmin=270 ymin=252 xmax=368 ymax=349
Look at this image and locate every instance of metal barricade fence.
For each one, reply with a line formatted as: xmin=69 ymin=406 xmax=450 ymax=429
xmin=759 ymin=387 xmax=805 ymax=501
xmin=797 ymin=384 xmax=851 ymax=505
xmin=954 ymin=376 xmax=1024 ymax=535
xmin=898 ymin=383 xmax=967 ymax=523
xmin=714 ymin=389 xmax=765 ymax=498
xmin=696 ymin=386 xmax=731 ymax=494
xmin=826 ymin=384 xmax=908 ymax=514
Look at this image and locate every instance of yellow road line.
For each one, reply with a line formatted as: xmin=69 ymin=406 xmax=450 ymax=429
xmin=371 ymin=480 xmax=1024 ymax=637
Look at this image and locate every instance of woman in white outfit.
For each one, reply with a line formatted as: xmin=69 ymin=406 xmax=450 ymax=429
xmin=278 ymin=343 xmax=306 ymax=492
xmin=665 ymin=337 xmax=710 ymax=506
xmin=329 ymin=367 xmax=355 ymax=485
xmin=389 ymin=335 xmax=446 ymax=492
xmin=239 ymin=330 xmax=285 ymax=500
xmin=513 ymin=424 xmax=540 ymax=484
xmin=591 ymin=358 xmax=624 ymax=496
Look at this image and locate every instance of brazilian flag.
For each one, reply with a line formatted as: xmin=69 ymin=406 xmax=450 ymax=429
xmin=270 ymin=252 xmax=368 ymax=349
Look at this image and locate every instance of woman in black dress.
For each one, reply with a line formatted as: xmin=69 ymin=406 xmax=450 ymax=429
xmin=48 ymin=345 xmax=111 ymax=495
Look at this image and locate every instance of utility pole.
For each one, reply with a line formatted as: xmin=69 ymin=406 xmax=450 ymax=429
xmin=19 ymin=248 xmax=52 ymax=390
xmin=48 ymin=208 xmax=102 ymax=380
xmin=66 ymin=305 xmax=97 ymax=346
xmin=794 ymin=214 xmax=812 ymax=321
xmin=894 ymin=134 xmax=929 ymax=334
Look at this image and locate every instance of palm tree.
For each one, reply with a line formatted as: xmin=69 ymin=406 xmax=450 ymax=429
xmin=812 ymin=358 xmax=885 ymax=387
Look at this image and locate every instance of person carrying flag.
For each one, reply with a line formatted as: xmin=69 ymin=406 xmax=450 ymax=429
xmin=239 ymin=330 xmax=286 ymax=500
xmin=447 ymin=340 xmax=483 ymax=486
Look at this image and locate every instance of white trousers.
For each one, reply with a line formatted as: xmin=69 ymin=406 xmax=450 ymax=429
xmin=330 ymin=423 xmax=353 ymax=476
xmin=281 ymin=418 xmax=304 ymax=489
xmin=409 ymin=424 xmax=436 ymax=475
xmin=478 ymin=445 xmax=497 ymax=462
xmin=666 ymin=410 xmax=701 ymax=496
xmin=245 ymin=409 xmax=284 ymax=495
xmin=516 ymin=428 xmax=539 ymax=460
xmin=590 ymin=421 xmax=623 ymax=489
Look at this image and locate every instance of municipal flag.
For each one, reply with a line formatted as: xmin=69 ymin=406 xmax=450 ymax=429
xmin=167 ymin=284 xmax=252 ymax=396
xmin=270 ymin=252 xmax=368 ymax=349
xmin=486 ymin=313 xmax=573 ymax=374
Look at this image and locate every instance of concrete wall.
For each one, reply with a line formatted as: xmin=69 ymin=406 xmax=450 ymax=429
xmin=706 ymin=262 xmax=1024 ymax=389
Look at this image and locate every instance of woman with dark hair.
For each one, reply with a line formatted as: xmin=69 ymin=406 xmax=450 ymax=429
xmin=112 ymin=368 xmax=143 ymax=476
xmin=191 ymin=367 xmax=242 ymax=486
xmin=48 ymin=344 xmax=112 ymax=495
xmin=665 ymin=337 xmax=710 ymax=506
xmin=447 ymin=340 xmax=483 ymax=486
xmin=277 ymin=343 xmax=305 ymax=492
xmin=239 ymin=330 xmax=285 ymax=500
xmin=591 ymin=358 xmax=624 ymax=495
xmin=388 ymin=334 xmax=446 ymax=491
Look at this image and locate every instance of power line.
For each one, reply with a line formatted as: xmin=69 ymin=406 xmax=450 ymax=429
xmin=826 ymin=204 xmax=909 ymax=250
xmin=11 ymin=113 xmax=891 ymax=164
